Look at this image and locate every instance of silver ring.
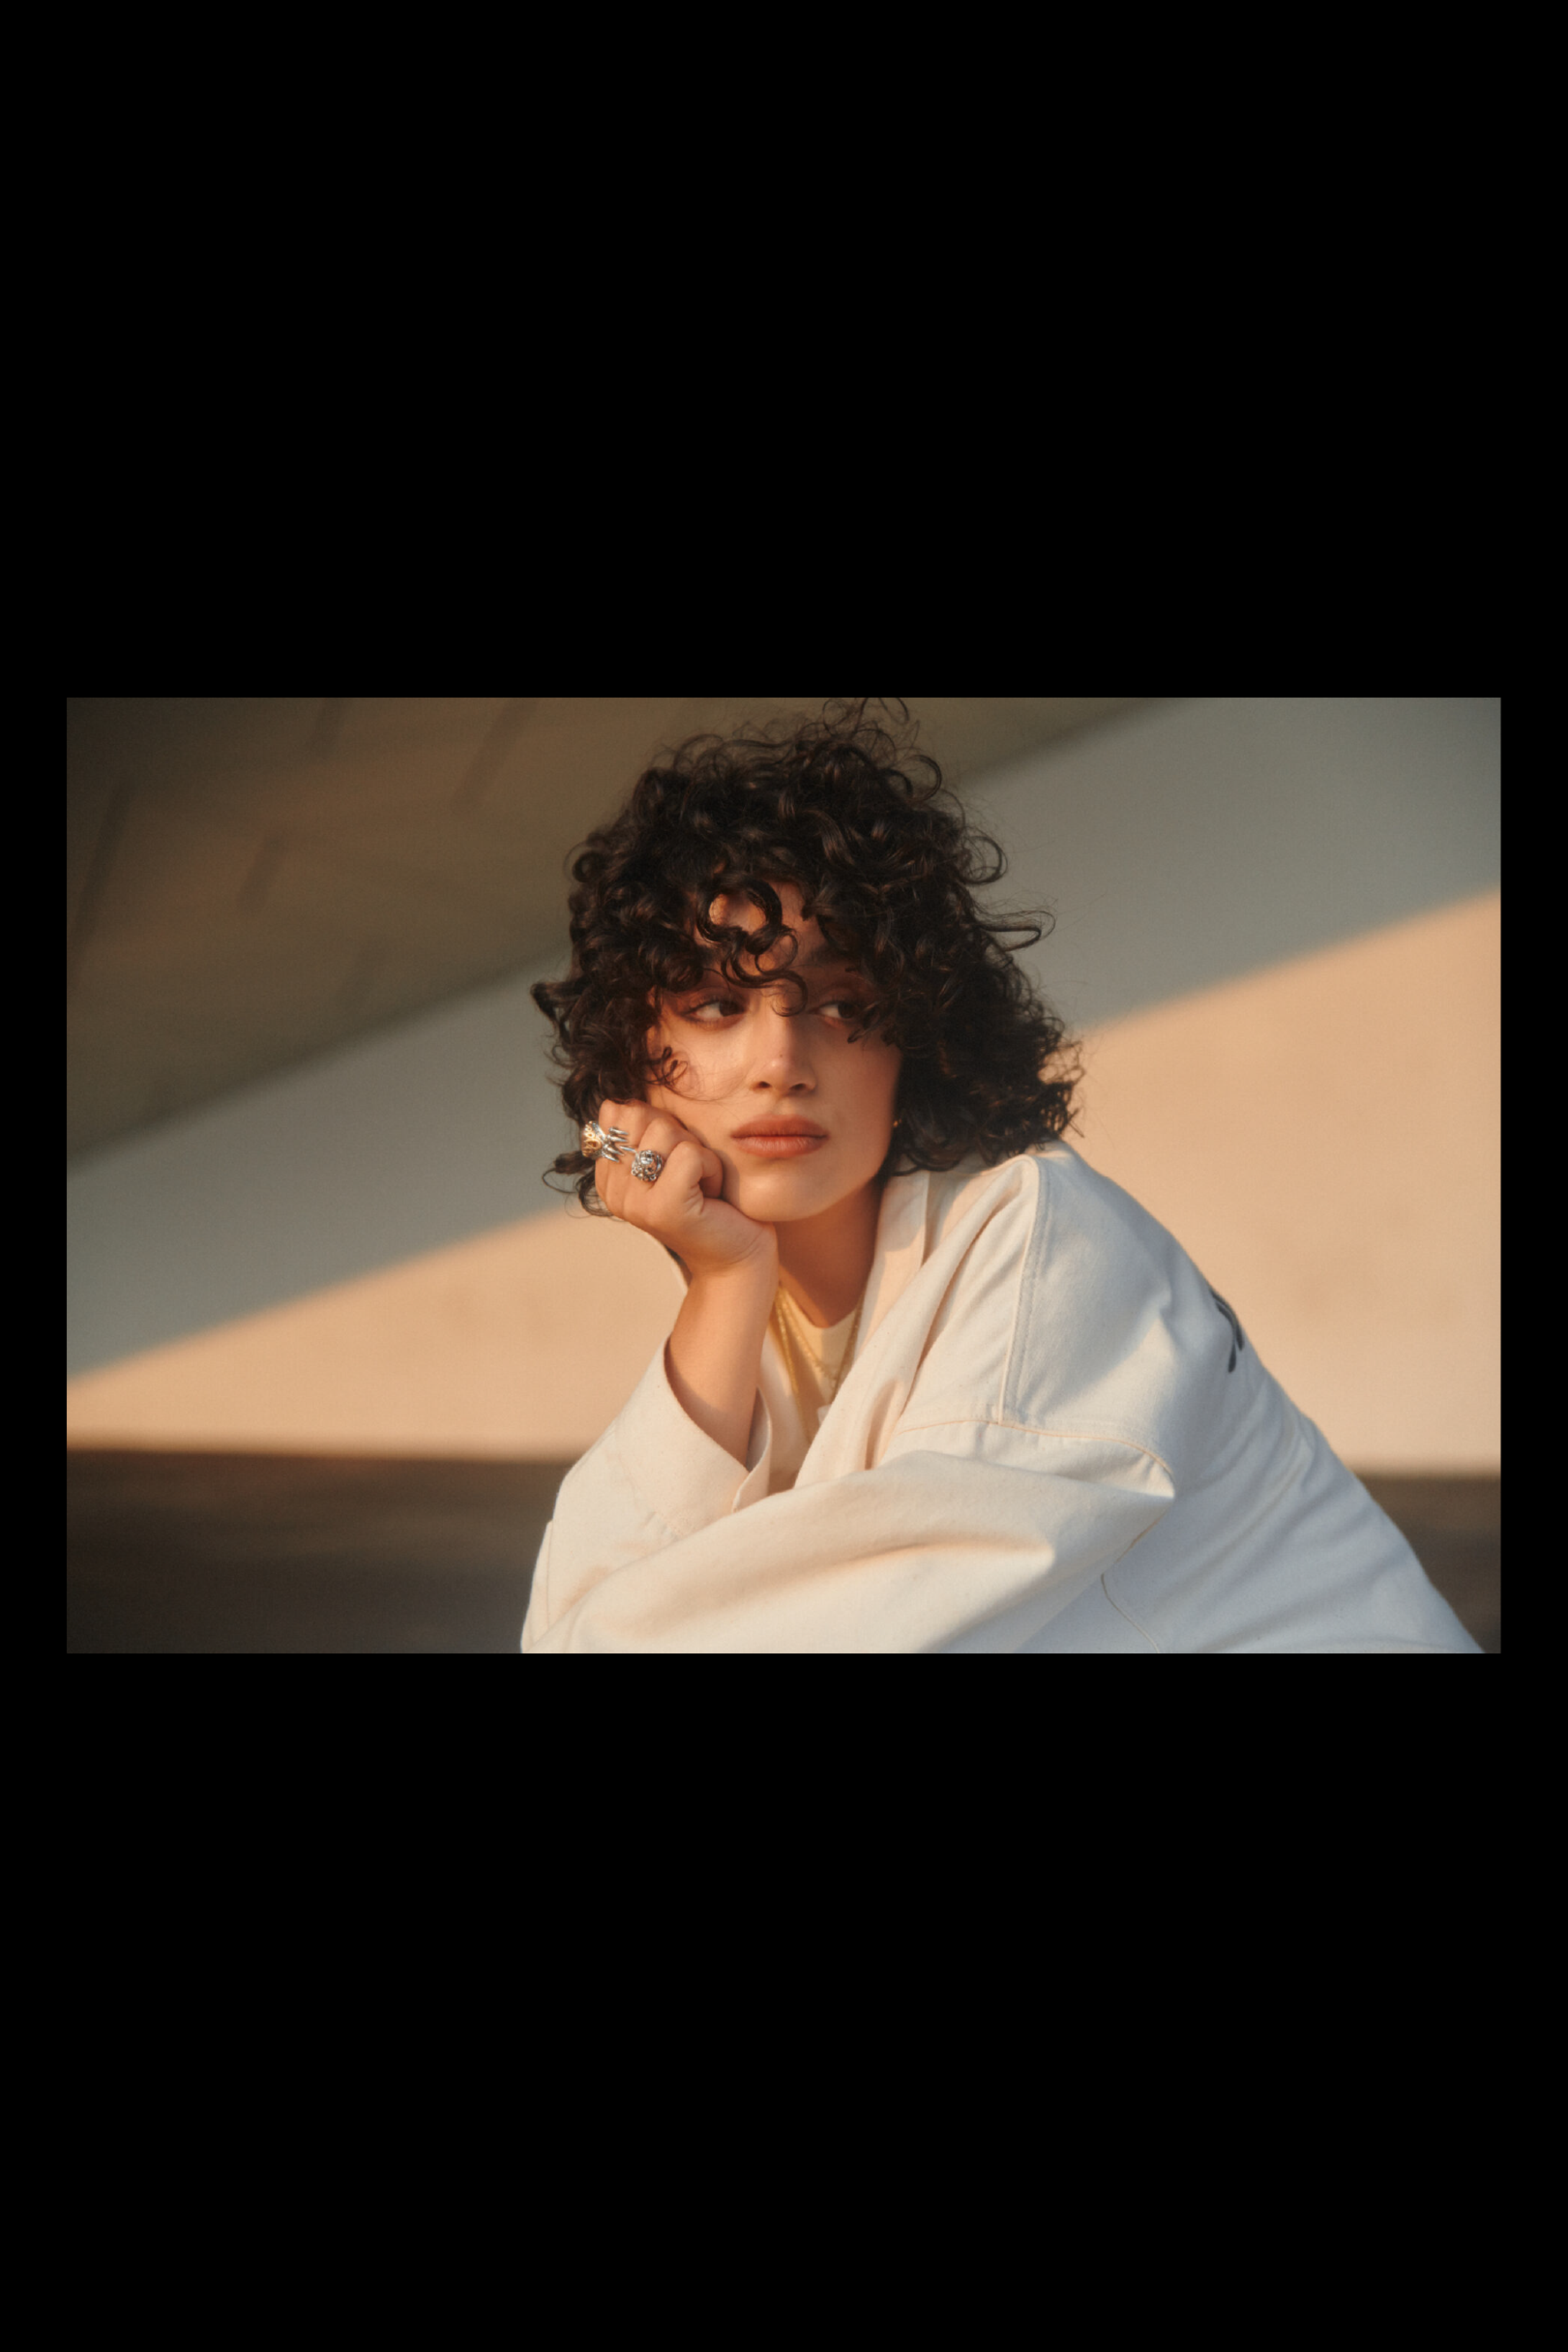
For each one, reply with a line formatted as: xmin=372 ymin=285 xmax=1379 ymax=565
xmin=581 ymin=1120 xmax=628 ymax=1160
xmin=630 ymin=1148 xmax=665 ymax=1185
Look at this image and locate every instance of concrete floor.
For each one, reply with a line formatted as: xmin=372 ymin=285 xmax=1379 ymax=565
xmin=65 ymin=1452 xmax=1500 ymax=1655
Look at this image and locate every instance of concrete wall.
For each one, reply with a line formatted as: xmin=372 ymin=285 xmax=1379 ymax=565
xmin=967 ymin=694 xmax=1498 ymax=1025
xmin=68 ymin=697 xmax=1500 ymax=1471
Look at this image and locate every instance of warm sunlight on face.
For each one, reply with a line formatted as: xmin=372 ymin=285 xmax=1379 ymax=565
xmin=645 ymin=885 xmax=902 ymax=1226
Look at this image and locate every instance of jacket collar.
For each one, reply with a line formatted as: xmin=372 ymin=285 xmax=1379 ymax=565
xmin=861 ymin=1167 xmax=933 ymax=1348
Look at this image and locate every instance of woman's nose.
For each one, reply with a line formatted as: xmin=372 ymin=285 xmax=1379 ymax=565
xmin=753 ymin=1005 xmax=814 ymax=1083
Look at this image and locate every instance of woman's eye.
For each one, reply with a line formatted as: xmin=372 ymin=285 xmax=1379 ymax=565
xmin=675 ymin=991 xmax=869 ymax=1027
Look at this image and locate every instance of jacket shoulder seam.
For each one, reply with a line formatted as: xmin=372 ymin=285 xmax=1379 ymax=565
xmin=1000 ymin=1153 xmax=1046 ymax=1424
xmin=891 ymin=1412 xmax=1175 ymax=1478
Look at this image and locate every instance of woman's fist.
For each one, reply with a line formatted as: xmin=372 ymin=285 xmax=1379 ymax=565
xmin=591 ymin=1101 xmax=777 ymax=1282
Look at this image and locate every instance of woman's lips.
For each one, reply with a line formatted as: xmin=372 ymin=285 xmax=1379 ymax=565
xmin=731 ymin=1130 xmax=828 ymax=1158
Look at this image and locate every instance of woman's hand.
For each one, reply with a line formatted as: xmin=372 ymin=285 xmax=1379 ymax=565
xmin=592 ymin=1099 xmax=777 ymax=1283
xmin=593 ymin=1099 xmax=777 ymax=1465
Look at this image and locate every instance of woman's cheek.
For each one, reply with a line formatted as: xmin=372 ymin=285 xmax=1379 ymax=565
xmin=683 ymin=1039 xmax=748 ymax=1102
xmin=651 ymin=1033 xmax=741 ymax=1113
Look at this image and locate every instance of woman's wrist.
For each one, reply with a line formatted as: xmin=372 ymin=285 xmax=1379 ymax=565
xmin=666 ymin=1247 xmax=777 ymax=1465
xmin=683 ymin=1240 xmax=778 ymax=1297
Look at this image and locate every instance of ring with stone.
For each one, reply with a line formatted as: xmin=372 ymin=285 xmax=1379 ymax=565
xmin=630 ymin=1148 xmax=665 ymax=1185
xmin=581 ymin=1120 xmax=628 ymax=1160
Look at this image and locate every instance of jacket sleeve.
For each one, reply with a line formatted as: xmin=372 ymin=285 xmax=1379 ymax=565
xmin=521 ymin=1341 xmax=776 ymax=1650
xmin=522 ymin=1387 xmax=1174 ymax=1653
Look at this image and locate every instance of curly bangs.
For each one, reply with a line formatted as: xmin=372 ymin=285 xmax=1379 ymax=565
xmin=533 ymin=700 xmax=1079 ymax=1209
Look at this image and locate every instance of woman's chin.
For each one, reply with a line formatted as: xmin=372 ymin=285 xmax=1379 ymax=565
xmin=731 ymin=1165 xmax=870 ymax=1225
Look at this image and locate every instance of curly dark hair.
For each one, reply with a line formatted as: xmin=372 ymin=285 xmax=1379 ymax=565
xmin=533 ymin=700 xmax=1080 ymax=1211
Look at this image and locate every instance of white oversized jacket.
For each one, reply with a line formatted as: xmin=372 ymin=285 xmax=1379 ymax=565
xmin=520 ymin=1142 xmax=1480 ymax=1654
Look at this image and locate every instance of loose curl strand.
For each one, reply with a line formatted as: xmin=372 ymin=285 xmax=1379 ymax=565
xmin=532 ymin=699 xmax=1081 ymax=1211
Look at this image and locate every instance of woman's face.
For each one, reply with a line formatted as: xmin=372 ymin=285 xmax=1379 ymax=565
xmin=645 ymin=884 xmax=902 ymax=1226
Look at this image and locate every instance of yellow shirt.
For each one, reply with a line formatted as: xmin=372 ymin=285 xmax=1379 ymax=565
xmin=768 ymin=1285 xmax=864 ymax=1494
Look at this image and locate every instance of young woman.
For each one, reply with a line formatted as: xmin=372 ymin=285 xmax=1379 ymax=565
xmin=522 ymin=705 xmax=1478 ymax=1654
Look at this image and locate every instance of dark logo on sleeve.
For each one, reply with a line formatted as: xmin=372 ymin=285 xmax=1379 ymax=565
xmin=1209 ymin=1288 xmax=1246 ymax=1373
